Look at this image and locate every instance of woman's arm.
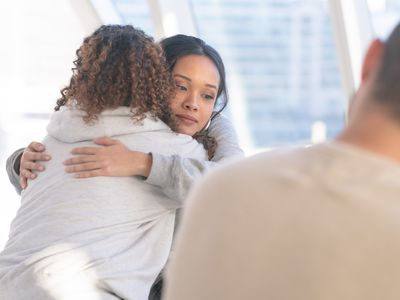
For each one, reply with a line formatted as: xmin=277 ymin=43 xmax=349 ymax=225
xmin=6 ymin=148 xmax=24 ymax=194
xmin=208 ymin=114 xmax=244 ymax=161
xmin=64 ymin=115 xmax=244 ymax=203
xmin=6 ymin=142 xmax=51 ymax=194
xmin=145 ymin=114 xmax=244 ymax=202
xmin=64 ymin=138 xmax=152 ymax=178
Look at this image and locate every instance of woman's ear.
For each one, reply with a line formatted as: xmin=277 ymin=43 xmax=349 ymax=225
xmin=361 ymin=39 xmax=384 ymax=83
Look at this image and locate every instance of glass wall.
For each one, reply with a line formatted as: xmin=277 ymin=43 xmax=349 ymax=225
xmin=189 ymin=0 xmax=346 ymax=152
xmin=368 ymin=0 xmax=400 ymax=39
xmin=111 ymin=0 xmax=155 ymax=36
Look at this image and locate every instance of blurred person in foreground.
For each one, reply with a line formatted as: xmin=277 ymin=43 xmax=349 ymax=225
xmin=165 ymin=22 xmax=400 ymax=300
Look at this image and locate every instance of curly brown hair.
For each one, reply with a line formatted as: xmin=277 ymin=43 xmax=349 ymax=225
xmin=55 ymin=24 xmax=175 ymax=126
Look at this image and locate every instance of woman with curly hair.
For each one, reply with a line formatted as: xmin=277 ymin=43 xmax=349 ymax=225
xmin=0 ymin=25 xmax=208 ymax=300
xmin=5 ymin=33 xmax=244 ymax=299
xmin=8 ymin=35 xmax=243 ymax=202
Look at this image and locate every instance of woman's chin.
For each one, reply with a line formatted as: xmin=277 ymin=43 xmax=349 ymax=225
xmin=176 ymin=126 xmax=196 ymax=137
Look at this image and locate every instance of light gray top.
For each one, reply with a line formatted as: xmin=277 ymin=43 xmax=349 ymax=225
xmin=146 ymin=114 xmax=244 ymax=202
xmin=6 ymin=114 xmax=244 ymax=202
xmin=165 ymin=141 xmax=400 ymax=300
xmin=0 ymin=106 xmax=207 ymax=300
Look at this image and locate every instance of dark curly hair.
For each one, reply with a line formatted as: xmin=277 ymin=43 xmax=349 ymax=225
xmin=55 ymin=24 xmax=175 ymax=126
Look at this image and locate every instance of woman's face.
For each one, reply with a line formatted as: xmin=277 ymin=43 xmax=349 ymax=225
xmin=170 ymin=54 xmax=220 ymax=136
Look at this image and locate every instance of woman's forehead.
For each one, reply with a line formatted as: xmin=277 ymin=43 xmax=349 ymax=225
xmin=173 ymin=55 xmax=220 ymax=86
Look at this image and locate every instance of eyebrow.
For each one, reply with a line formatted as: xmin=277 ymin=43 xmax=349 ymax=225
xmin=174 ymin=74 xmax=218 ymax=91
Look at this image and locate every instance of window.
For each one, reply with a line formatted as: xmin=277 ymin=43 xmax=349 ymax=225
xmin=190 ymin=0 xmax=346 ymax=152
xmin=111 ymin=0 xmax=155 ymax=35
xmin=0 ymin=0 xmax=88 ymax=249
xmin=368 ymin=0 xmax=400 ymax=39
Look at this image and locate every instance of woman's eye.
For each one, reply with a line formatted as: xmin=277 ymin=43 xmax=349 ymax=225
xmin=176 ymin=84 xmax=187 ymax=91
xmin=203 ymin=94 xmax=215 ymax=100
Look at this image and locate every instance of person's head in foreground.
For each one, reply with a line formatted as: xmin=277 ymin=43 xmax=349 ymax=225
xmin=164 ymin=22 xmax=400 ymax=300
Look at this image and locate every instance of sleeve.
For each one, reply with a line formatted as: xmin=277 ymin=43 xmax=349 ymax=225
xmin=145 ymin=114 xmax=244 ymax=203
xmin=6 ymin=148 xmax=25 ymax=195
xmin=208 ymin=114 xmax=244 ymax=162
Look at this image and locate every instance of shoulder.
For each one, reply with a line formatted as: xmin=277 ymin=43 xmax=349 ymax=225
xmin=208 ymin=114 xmax=234 ymax=133
xmin=185 ymin=144 xmax=332 ymax=212
xmin=199 ymin=145 xmax=307 ymax=183
xmin=178 ymin=144 xmax=340 ymax=249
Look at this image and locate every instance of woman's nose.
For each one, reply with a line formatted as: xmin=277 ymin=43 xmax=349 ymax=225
xmin=183 ymin=94 xmax=199 ymax=111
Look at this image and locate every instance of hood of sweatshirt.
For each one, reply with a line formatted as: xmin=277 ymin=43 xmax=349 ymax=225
xmin=46 ymin=106 xmax=173 ymax=143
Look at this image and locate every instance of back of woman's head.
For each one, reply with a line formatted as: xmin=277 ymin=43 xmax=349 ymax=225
xmin=56 ymin=24 xmax=175 ymax=124
xmin=160 ymin=34 xmax=228 ymax=116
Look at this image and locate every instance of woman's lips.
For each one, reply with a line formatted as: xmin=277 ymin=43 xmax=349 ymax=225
xmin=176 ymin=114 xmax=198 ymax=125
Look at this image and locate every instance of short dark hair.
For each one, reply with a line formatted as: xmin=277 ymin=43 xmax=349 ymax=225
xmin=373 ymin=22 xmax=400 ymax=117
xmin=160 ymin=34 xmax=228 ymax=118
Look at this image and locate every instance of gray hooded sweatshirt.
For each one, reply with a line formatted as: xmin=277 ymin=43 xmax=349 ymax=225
xmin=0 ymin=106 xmax=206 ymax=300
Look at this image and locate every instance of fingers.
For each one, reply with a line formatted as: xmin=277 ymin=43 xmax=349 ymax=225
xmin=27 ymin=141 xmax=46 ymax=152
xmin=20 ymin=168 xmax=38 ymax=180
xmin=19 ymin=144 xmax=49 ymax=189
xmin=24 ymin=151 xmax=51 ymax=163
xmin=19 ymin=168 xmax=37 ymax=189
xmin=64 ymin=162 xmax=101 ymax=173
xmin=70 ymin=147 xmax=100 ymax=155
xmin=70 ymin=138 xmax=120 ymax=155
xmin=19 ymin=174 xmax=28 ymax=189
xmin=73 ymin=170 xmax=102 ymax=179
xmin=64 ymin=155 xmax=97 ymax=166
xmin=21 ymin=161 xmax=45 ymax=172
xmin=93 ymin=137 xmax=119 ymax=146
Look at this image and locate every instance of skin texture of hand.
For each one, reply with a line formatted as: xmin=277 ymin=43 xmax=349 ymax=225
xmin=20 ymin=142 xmax=51 ymax=189
xmin=64 ymin=137 xmax=152 ymax=178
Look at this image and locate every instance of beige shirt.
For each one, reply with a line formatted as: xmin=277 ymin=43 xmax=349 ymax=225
xmin=165 ymin=141 xmax=400 ymax=300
